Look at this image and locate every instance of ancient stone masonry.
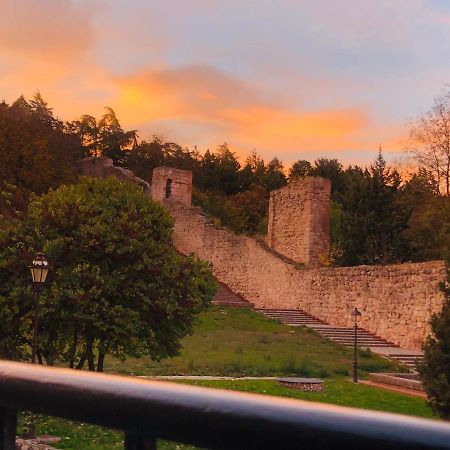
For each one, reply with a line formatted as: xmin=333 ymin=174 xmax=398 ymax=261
xmin=80 ymin=157 xmax=150 ymax=193
xmin=167 ymin=201 xmax=446 ymax=351
xmin=78 ymin=158 xmax=447 ymax=351
xmin=151 ymin=167 xmax=192 ymax=206
xmin=267 ymin=177 xmax=331 ymax=267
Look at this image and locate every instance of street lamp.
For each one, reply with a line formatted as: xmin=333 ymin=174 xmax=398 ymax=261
xmin=351 ymin=307 xmax=362 ymax=383
xmin=28 ymin=253 xmax=51 ymax=364
xmin=25 ymin=252 xmax=51 ymax=439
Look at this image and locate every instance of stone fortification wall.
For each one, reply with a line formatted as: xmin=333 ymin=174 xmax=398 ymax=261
xmin=168 ymin=201 xmax=446 ymax=350
xmin=151 ymin=167 xmax=192 ymax=206
xmin=267 ymin=177 xmax=331 ymax=267
xmin=80 ymin=157 xmax=150 ymax=192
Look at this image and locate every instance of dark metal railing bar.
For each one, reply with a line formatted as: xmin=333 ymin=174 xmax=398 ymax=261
xmin=0 ymin=361 xmax=450 ymax=450
xmin=0 ymin=407 xmax=17 ymax=450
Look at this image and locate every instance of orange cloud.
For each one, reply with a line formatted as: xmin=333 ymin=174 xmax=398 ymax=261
xmin=113 ymin=65 xmax=370 ymax=155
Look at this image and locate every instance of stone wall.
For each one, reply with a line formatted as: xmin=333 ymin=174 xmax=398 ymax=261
xmin=267 ymin=177 xmax=331 ymax=267
xmin=151 ymin=167 xmax=192 ymax=206
xmin=80 ymin=157 xmax=150 ymax=192
xmin=167 ymin=201 xmax=446 ymax=350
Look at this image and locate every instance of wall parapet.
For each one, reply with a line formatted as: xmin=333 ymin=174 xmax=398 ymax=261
xmin=167 ymin=201 xmax=446 ymax=351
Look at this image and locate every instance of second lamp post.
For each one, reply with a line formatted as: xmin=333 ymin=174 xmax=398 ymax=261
xmin=351 ymin=307 xmax=361 ymax=383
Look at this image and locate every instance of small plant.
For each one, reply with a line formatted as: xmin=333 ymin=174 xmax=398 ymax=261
xmin=333 ymin=367 xmax=349 ymax=376
xmin=235 ymin=345 xmax=243 ymax=354
xmin=296 ymin=359 xmax=314 ymax=377
xmin=258 ymin=335 xmax=270 ymax=344
xmin=358 ymin=348 xmax=373 ymax=358
xmin=281 ymin=354 xmax=298 ymax=374
xmin=187 ymin=359 xmax=196 ymax=372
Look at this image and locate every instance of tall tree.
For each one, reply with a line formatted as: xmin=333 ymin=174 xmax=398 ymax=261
xmin=262 ymin=157 xmax=287 ymax=192
xmin=408 ymin=87 xmax=450 ymax=195
xmin=0 ymin=177 xmax=216 ymax=370
xmin=97 ymin=107 xmax=138 ymax=166
xmin=0 ymin=94 xmax=81 ymax=199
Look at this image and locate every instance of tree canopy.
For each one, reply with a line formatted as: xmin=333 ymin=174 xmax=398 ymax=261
xmin=0 ymin=177 xmax=216 ymax=370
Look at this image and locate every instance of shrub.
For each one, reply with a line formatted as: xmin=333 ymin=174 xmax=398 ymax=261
xmin=419 ymin=277 xmax=450 ymax=418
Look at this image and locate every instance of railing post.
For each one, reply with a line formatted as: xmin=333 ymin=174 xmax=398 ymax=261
xmin=0 ymin=407 xmax=17 ymax=450
xmin=124 ymin=432 xmax=157 ymax=450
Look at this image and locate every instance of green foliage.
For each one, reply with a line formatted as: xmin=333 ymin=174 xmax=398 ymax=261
xmin=0 ymin=94 xmax=81 ymax=204
xmin=67 ymin=107 xmax=138 ymax=165
xmin=419 ymin=276 xmax=450 ymax=418
xmin=0 ymin=177 xmax=216 ymax=369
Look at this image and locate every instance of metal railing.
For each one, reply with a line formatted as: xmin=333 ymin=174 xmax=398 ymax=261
xmin=1 ymin=360 xmax=450 ymax=450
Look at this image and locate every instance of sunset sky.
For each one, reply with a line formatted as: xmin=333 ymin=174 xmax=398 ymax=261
xmin=1 ymin=0 xmax=449 ymax=166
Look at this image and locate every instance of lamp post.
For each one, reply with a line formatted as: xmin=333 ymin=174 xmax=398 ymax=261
xmin=351 ymin=307 xmax=361 ymax=383
xmin=28 ymin=253 xmax=51 ymax=365
xmin=25 ymin=253 xmax=51 ymax=439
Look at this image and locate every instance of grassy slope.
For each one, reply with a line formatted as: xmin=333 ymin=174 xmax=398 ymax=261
xmin=105 ymin=306 xmax=401 ymax=377
xmin=31 ymin=307 xmax=433 ymax=449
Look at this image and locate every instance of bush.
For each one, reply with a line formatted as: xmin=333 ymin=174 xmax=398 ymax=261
xmin=419 ymin=277 xmax=450 ymax=418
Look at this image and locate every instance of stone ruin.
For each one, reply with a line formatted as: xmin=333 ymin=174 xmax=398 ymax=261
xmin=150 ymin=167 xmax=192 ymax=206
xmin=267 ymin=177 xmax=331 ymax=267
xmin=80 ymin=157 xmax=447 ymax=350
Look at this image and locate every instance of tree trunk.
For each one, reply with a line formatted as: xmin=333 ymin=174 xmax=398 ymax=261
xmin=69 ymin=332 xmax=78 ymax=369
xmin=97 ymin=351 xmax=105 ymax=372
xmin=86 ymin=339 xmax=95 ymax=371
xmin=75 ymin=354 xmax=86 ymax=370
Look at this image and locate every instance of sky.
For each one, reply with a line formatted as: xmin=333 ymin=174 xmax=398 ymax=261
xmin=0 ymin=0 xmax=449 ymax=167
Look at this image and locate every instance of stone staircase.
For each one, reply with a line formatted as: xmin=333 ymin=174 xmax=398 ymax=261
xmin=256 ymin=308 xmax=423 ymax=370
xmin=212 ymin=283 xmax=254 ymax=308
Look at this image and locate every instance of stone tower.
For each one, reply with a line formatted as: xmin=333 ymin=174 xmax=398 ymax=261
xmin=267 ymin=177 xmax=331 ymax=267
xmin=151 ymin=167 xmax=193 ymax=206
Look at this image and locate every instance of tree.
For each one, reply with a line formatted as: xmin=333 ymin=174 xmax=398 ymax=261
xmin=0 ymin=177 xmax=216 ymax=370
xmin=262 ymin=157 xmax=287 ymax=192
xmin=310 ymin=158 xmax=344 ymax=194
xmin=97 ymin=107 xmax=138 ymax=166
xmin=420 ymin=278 xmax=450 ymax=418
xmin=229 ymin=184 xmax=268 ymax=234
xmin=0 ymin=94 xmax=81 ymax=199
xmin=288 ymin=160 xmax=312 ymax=180
xmin=66 ymin=114 xmax=99 ymax=157
xmin=239 ymin=151 xmax=266 ymax=190
xmin=408 ymin=87 xmax=450 ymax=196
xmin=333 ymin=152 xmax=409 ymax=266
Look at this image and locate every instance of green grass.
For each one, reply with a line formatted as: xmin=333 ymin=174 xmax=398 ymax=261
xmin=178 ymin=378 xmax=435 ymax=418
xmin=29 ymin=307 xmax=428 ymax=449
xmin=105 ymin=307 xmax=402 ymax=378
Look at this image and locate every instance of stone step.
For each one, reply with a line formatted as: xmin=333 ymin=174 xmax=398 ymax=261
xmin=212 ymin=284 xmax=253 ymax=308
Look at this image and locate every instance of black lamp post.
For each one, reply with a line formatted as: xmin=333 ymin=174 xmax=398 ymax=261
xmin=25 ymin=253 xmax=51 ymax=439
xmin=351 ymin=307 xmax=361 ymax=383
xmin=28 ymin=253 xmax=51 ymax=365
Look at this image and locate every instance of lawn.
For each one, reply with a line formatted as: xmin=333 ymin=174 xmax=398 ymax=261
xmin=105 ymin=306 xmax=402 ymax=378
xmin=26 ymin=307 xmax=432 ymax=449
